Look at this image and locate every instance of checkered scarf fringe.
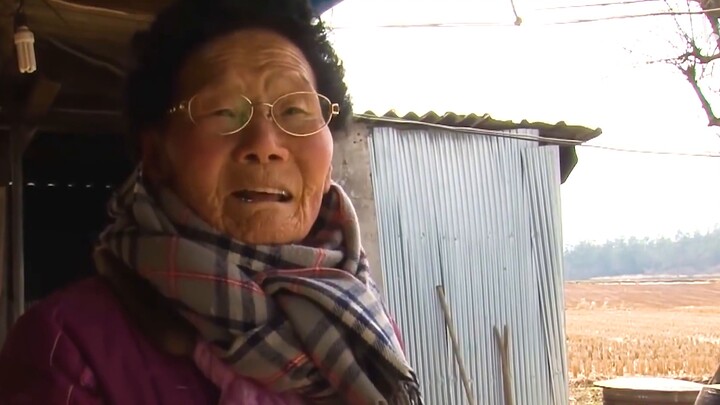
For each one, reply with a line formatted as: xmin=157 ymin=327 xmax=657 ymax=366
xmin=97 ymin=169 xmax=422 ymax=405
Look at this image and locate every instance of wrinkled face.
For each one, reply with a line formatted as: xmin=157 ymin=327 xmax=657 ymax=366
xmin=142 ymin=29 xmax=334 ymax=245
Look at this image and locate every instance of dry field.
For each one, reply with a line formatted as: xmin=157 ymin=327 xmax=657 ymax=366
xmin=565 ymin=279 xmax=720 ymax=404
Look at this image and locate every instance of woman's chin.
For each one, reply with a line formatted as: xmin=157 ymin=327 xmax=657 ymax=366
xmin=222 ymin=211 xmax=306 ymax=245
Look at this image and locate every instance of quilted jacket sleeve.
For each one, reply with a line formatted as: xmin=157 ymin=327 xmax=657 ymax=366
xmin=0 ymin=304 xmax=104 ymax=405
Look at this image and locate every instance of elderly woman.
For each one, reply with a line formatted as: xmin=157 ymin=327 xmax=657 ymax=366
xmin=0 ymin=0 xmax=421 ymax=404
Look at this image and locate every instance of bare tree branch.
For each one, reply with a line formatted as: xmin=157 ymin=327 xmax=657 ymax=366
xmin=676 ymin=41 xmax=720 ymax=63
xmin=693 ymin=49 xmax=720 ymax=62
xmin=656 ymin=0 xmax=720 ymax=126
xmin=694 ymin=0 xmax=720 ymax=47
xmin=680 ymin=63 xmax=720 ymax=126
xmin=648 ymin=55 xmax=687 ymax=64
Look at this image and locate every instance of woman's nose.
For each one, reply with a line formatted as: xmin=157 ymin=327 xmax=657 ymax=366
xmin=232 ymin=112 xmax=289 ymax=164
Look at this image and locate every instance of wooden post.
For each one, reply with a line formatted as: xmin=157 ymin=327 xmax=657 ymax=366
xmin=0 ymin=186 xmax=7 ymax=345
xmin=436 ymin=285 xmax=475 ymax=405
xmin=9 ymin=125 xmax=29 ymax=322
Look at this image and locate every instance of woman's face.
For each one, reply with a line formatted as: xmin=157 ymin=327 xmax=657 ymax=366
xmin=142 ymin=29 xmax=334 ymax=245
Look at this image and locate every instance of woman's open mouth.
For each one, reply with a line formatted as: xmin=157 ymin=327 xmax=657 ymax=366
xmin=232 ymin=188 xmax=292 ymax=203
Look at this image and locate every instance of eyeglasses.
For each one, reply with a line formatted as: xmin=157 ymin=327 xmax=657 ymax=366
xmin=167 ymin=91 xmax=340 ymax=137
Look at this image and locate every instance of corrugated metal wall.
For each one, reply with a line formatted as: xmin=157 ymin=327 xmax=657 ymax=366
xmin=368 ymin=127 xmax=568 ymax=405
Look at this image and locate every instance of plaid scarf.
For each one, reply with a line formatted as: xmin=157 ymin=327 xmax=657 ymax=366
xmin=97 ymin=169 xmax=422 ymax=405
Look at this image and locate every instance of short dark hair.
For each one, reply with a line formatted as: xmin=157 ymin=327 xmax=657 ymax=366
xmin=124 ymin=0 xmax=352 ymax=159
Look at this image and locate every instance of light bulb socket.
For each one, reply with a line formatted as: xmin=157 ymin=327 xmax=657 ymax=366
xmin=14 ymin=10 xmax=28 ymax=31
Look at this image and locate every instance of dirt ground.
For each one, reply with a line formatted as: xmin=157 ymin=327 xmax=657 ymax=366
xmin=564 ymin=279 xmax=720 ymax=310
xmin=564 ymin=279 xmax=720 ymax=404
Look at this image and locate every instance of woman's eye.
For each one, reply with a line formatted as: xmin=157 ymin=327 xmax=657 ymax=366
xmin=281 ymin=106 xmax=310 ymax=116
xmin=211 ymin=109 xmax=237 ymax=118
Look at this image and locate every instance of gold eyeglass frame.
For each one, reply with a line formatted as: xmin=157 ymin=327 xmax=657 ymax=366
xmin=167 ymin=91 xmax=340 ymax=137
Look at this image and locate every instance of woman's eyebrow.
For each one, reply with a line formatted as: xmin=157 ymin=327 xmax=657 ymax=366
xmin=262 ymin=70 xmax=316 ymax=92
xmin=182 ymin=81 xmax=243 ymax=104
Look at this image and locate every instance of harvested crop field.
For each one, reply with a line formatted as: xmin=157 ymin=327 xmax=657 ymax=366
xmin=565 ymin=278 xmax=720 ymax=404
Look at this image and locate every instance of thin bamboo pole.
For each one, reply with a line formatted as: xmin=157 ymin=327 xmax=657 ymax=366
xmin=494 ymin=325 xmax=515 ymax=405
xmin=436 ymin=285 xmax=475 ymax=405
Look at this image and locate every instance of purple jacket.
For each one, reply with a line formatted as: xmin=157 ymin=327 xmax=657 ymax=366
xmin=0 ymin=277 xmax=220 ymax=404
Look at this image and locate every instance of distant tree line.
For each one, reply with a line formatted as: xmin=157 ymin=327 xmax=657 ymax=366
xmin=563 ymin=228 xmax=720 ymax=280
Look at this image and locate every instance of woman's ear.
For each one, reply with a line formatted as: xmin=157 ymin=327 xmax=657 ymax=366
xmin=323 ymin=166 xmax=333 ymax=192
xmin=140 ymin=130 xmax=169 ymax=184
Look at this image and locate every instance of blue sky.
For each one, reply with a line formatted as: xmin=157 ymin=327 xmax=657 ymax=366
xmin=323 ymin=0 xmax=720 ymax=246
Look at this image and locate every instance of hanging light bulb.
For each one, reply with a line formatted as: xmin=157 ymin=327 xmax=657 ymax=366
xmin=14 ymin=10 xmax=36 ymax=74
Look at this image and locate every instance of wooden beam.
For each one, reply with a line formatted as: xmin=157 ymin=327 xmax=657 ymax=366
xmin=9 ymin=36 xmax=124 ymax=107
xmin=0 ymin=35 xmax=123 ymax=134
xmin=0 ymin=74 xmax=59 ymax=183
xmin=21 ymin=0 xmax=149 ymax=69
xmin=18 ymin=74 xmax=61 ymax=124
xmin=0 ymin=108 xmax=123 ymax=134
xmin=58 ymin=0 xmax=171 ymax=14
xmin=0 ymin=0 xmax=16 ymax=74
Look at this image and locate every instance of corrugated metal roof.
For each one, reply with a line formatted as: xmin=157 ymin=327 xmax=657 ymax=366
xmin=358 ymin=110 xmax=603 ymax=143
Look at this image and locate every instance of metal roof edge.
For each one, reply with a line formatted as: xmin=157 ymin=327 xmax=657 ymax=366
xmin=355 ymin=110 xmax=602 ymax=143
